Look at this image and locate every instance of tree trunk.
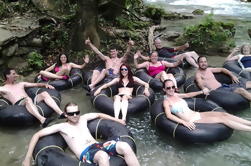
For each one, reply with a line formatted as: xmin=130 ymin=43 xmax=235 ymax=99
xmin=70 ymin=0 xmax=100 ymax=51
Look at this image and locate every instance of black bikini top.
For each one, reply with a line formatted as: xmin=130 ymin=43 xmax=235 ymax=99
xmin=117 ymin=80 xmax=134 ymax=88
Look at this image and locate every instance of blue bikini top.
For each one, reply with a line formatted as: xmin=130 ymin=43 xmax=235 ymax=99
xmin=170 ymin=99 xmax=190 ymax=114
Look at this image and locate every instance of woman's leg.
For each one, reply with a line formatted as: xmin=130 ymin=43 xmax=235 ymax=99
xmin=39 ymin=70 xmax=63 ymax=79
xmin=121 ymin=96 xmax=130 ymax=121
xmin=36 ymin=92 xmax=63 ymax=115
xmin=157 ymin=72 xmax=177 ymax=88
xmin=113 ymin=95 xmax=122 ymax=119
xmin=196 ymin=112 xmax=251 ymax=131
xmin=175 ymin=51 xmax=199 ymax=68
xmin=24 ymin=98 xmax=45 ymax=124
xmin=89 ymin=69 xmax=106 ymax=90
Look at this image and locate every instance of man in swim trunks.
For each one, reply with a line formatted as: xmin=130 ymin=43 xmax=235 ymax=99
xmin=22 ymin=102 xmax=140 ymax=166
xmin=195 ymin=56 xmax=251 ymax=100
xmin=85 ymin=38 xmax=134 ymax=91
xmin=0 ymin=68 xmax=65 ymax=127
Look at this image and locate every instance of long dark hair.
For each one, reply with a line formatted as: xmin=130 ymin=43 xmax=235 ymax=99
xmin=119 ymin=64 xmax=134 ymax=85
xmin=56 ymin=54 xmax=69 ymax=67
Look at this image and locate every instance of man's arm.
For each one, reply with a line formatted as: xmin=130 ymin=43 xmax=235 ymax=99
xmin=23 ymin=82 xmax=55 ymax=89
xmin=211 ymin=68 xmax=239 ymax=83
xmin=83 ymin=112 xmax=125 ymax=125
xmin=120 ymin=40 xmax=134 ymax=62
xmin=174 ymin=42 xmax=189 ymax=51
xmin=22 ymin=124 xmax=62 ymax=166
xmin=85 ymin=38 xmax=108 ymax=61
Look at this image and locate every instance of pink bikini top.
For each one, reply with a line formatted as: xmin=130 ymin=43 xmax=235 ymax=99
xmin=148 ymin=62 xmax=166 ymax=77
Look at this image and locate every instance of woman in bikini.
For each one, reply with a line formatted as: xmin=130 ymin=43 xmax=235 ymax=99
xmin=134 ymin=51 xmax=182 ymax=88
xmin=94 ymin=64 xmax=150 ymax=122
xmin=163 ymin=79 xmax=251 ymax=131
xmin=39 ymin=54 xmax=89 ymax=81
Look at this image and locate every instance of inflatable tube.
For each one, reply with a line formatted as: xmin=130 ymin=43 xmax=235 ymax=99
xmin=0 ymin=87 xmax=61 ymax=127
xmin=134 ymin=67 xmax=186 ymax=92
xmin=33 ymin=118 xmax=136 ymax=166
xmin=223 ymin=60 xmax=251 ymax=80
xmin=90 ymin=84 xmax=155 ymax=116
xmin=183 ymin=74 xmax=249 ymax=112
xmin=151 ymin=98 xmax=233 ymax=143
xmin=35 ymin=68 xmax=84 ymax=91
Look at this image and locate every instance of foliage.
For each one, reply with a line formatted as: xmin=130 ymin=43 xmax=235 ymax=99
xmin=27 ymin=51 xmax=44 ymax=70
xmin=143 ymin=5 xmax=166 ymax=21
xmin=115 ymin=16 xmax=150 ymax=30
xmin=192 ymin=9 xmax=204 ymax=15
xmin=0 ymin=1 xmax=8 ymax=18
xmin=177 ymin=14 xmax=235 ymax=54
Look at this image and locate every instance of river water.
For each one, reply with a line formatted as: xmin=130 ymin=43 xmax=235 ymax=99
xmin=1 ymin=56 xmax=251 ymax=166
xmin=1 ymin=1 xmax=251 ymax=166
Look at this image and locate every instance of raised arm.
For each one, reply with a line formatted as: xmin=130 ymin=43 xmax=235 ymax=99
xmin=93 ymin=78 xmax=119 ymax=96
xmin=120 ymin=40 xmax=134 ymax=62
xmin=133 ymin=76 xmax=150 ymax=96
xmin=22 ymin=124 xmax=62 ymax=166
xmin=85 ymin=38 xmax=108 ymax=61
xmin=225 ymin=47 xmax=240 ymax=62
xmin=134 ymin=51 xmax=149 ymax=69
xmin=163 ymin=99 xmax=195 ymax=130
xmin=162 ymin=59 xmax=182 ymax=68
xmin=174 ymin=42 xmax=189 ymax=51
xmin=69 ymin=55 xmax=89 ymax=69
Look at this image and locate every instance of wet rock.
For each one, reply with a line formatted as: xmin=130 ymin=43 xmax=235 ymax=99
xmin=8 ymin=56 xmax=28 ymax=69
xmin=161 ymin=31 xmax=181 ymax=41
xmin=1 ymin=44 xmax=18 ymax=57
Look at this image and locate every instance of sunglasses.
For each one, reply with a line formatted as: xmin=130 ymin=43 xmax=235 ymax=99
xmin=120 ymin=68 xmax=128 ymax=71
xmin=165 ymin=86 xmax=176 ymax=90
xmin=66 ymin=111 xmax=80 ymax=116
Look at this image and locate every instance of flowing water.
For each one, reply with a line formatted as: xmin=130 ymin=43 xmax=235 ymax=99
xmin=2 ymin=1 xmax=251 ymax=165
xmin=1 ymin=56 xmax=251 ymax=166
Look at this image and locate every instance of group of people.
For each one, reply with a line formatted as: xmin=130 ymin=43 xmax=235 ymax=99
xmin=1 ymin=33 xmax=251 ymax=166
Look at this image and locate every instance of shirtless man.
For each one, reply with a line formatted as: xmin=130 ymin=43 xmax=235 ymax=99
xmin=0 ymin=68 xmax=64 ymax=127
xmin=85 ymin=38 xmax=134 ymax=91
xmin=195 ymin=56 xmax=251 ymax=100
xmin=22 ymin=102 xmax=140 ymax=166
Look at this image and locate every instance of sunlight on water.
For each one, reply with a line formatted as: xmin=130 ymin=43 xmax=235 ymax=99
xmin=145 ymin=0 xmax=251 ymax=19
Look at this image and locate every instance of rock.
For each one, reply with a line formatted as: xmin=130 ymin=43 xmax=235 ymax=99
xmin=248 ymin=29 xmax=251 ymax=38
xmin=192 ymin=9 xmax=204 ymax=15
xmin=8 ymin=56 xmax=28 ymax=69
xmin=161 ymin=31 xmax=181 ymax=41
xmin=1 ymin=44 xmax=18 ymax=57
xmin=29 ymin=38 xmax=43 ymax=47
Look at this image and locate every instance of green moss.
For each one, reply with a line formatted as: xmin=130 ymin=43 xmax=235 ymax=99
xmin=177 ymin=14 xmax=235 ymax=54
